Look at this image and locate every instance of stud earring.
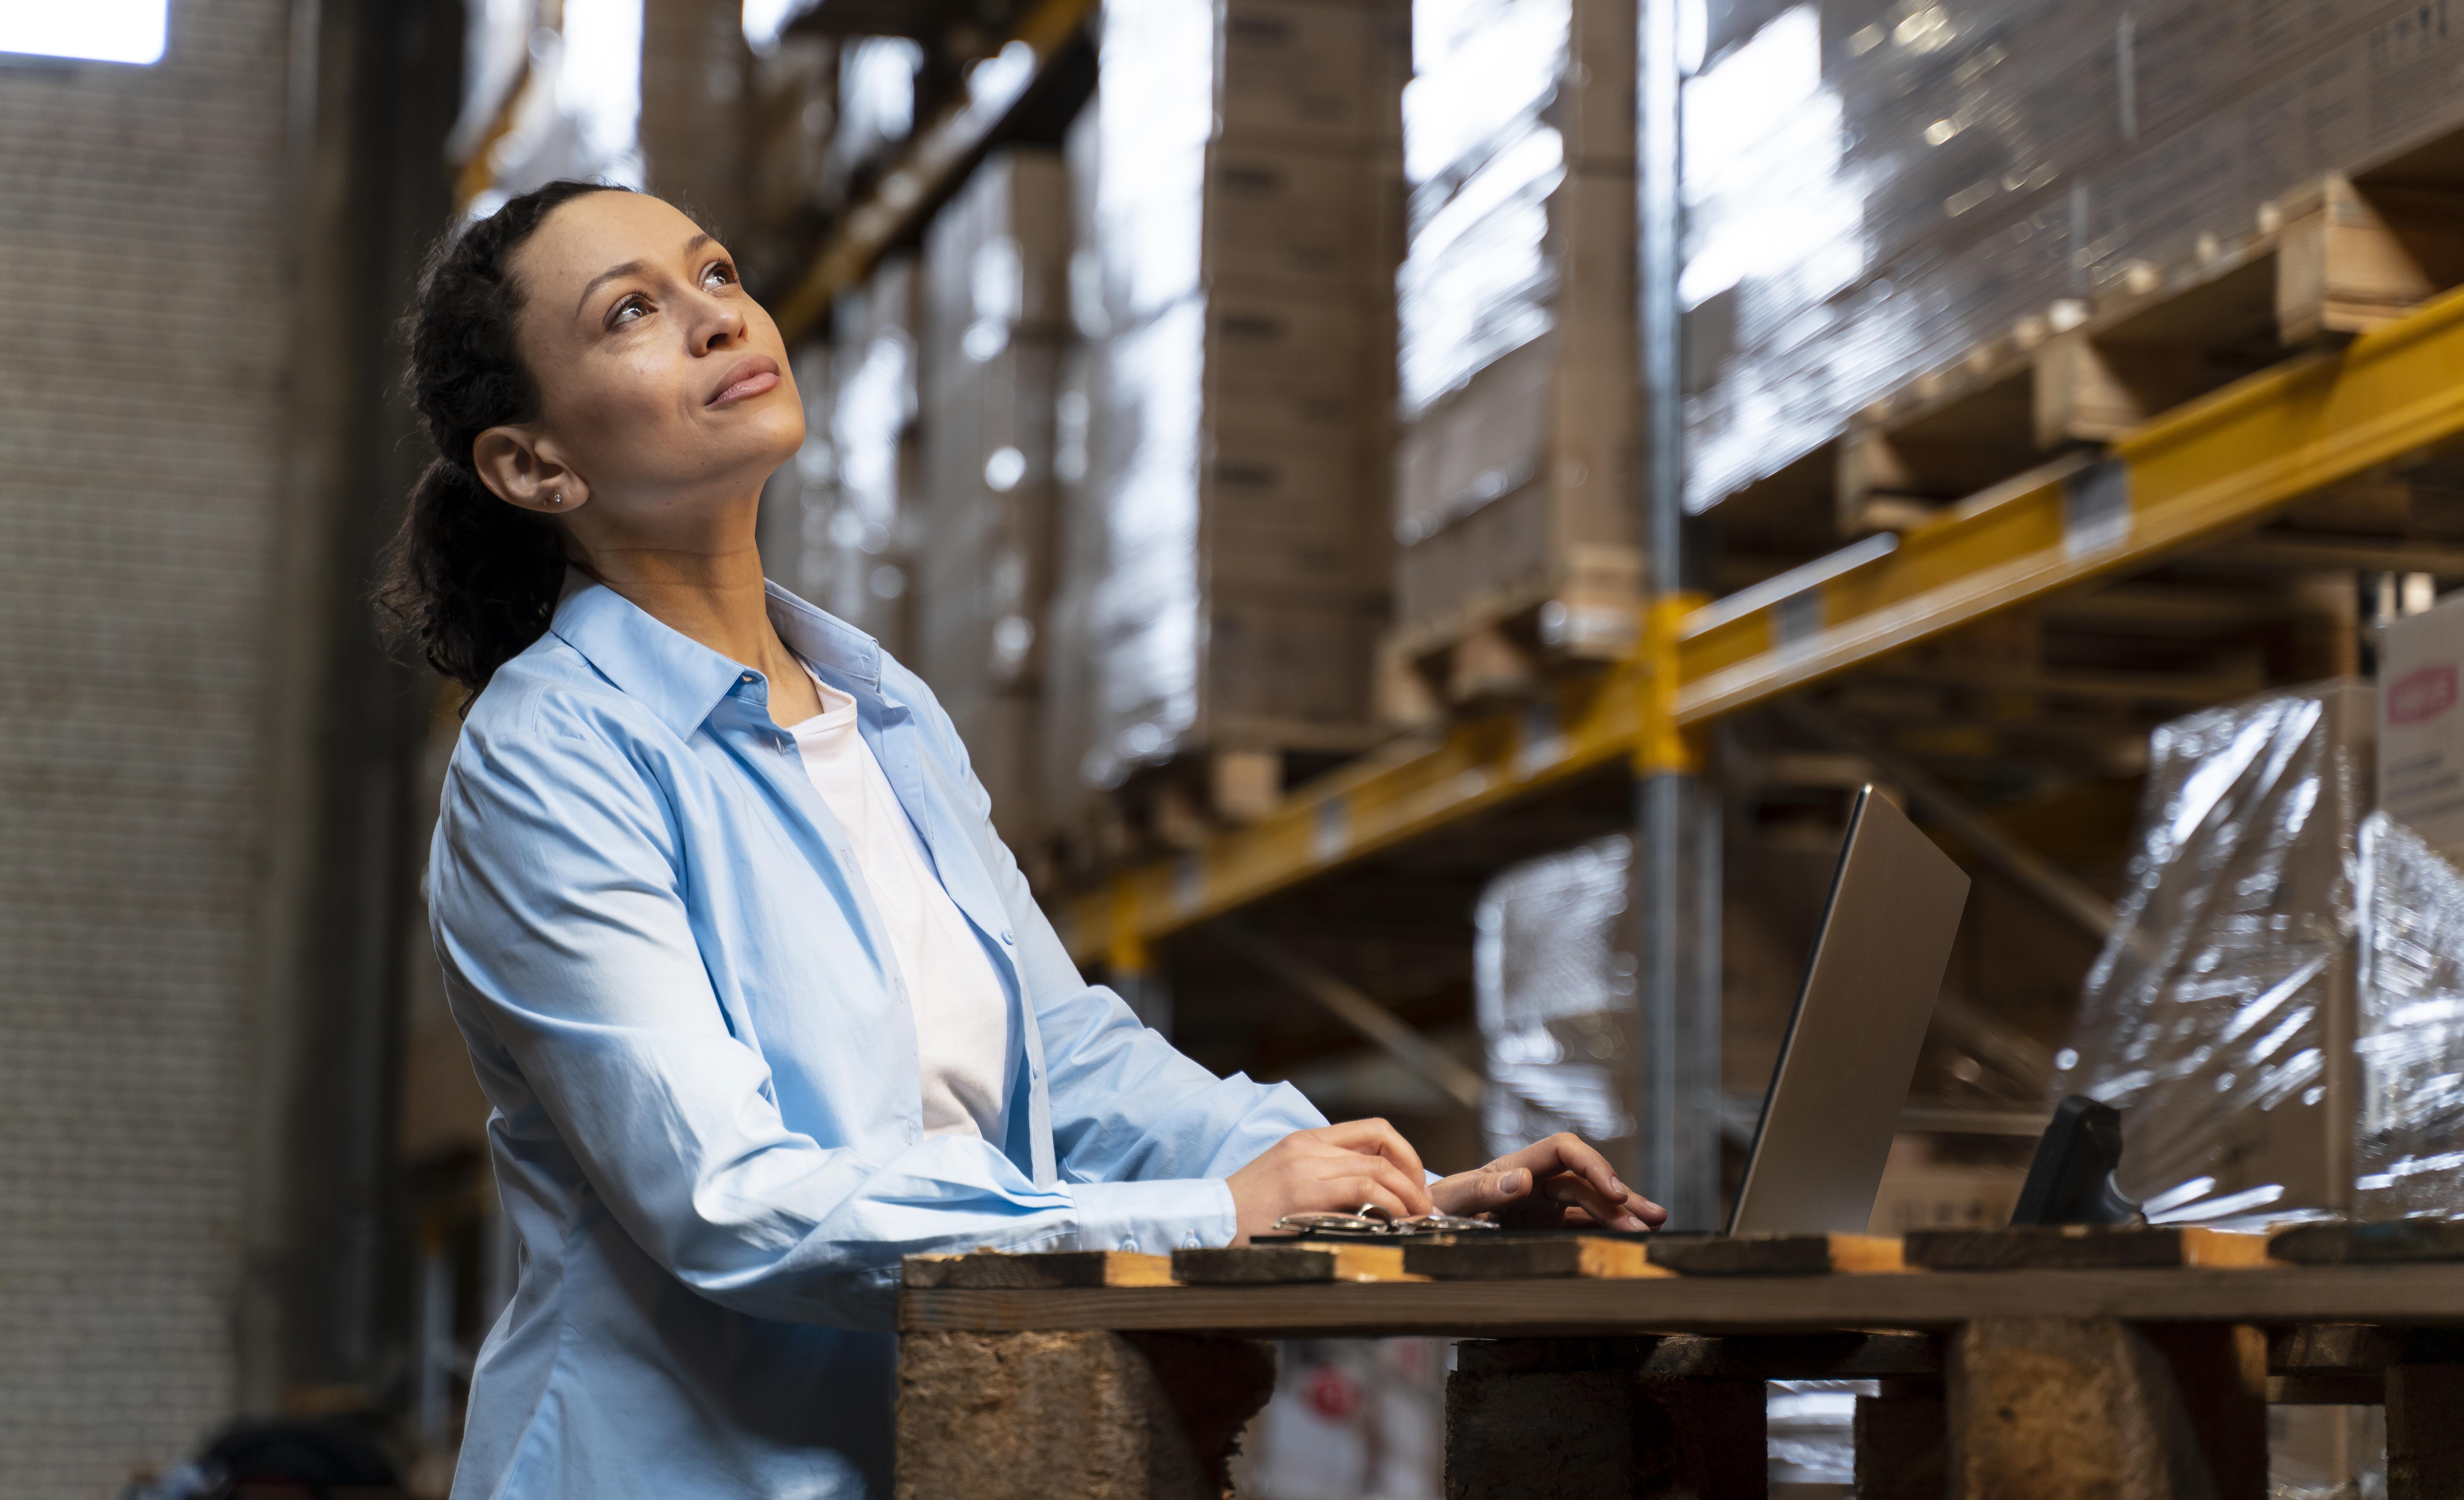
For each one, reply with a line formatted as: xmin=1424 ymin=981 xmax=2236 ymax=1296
xmin=548 ymin=491 xmax=564 ymax=506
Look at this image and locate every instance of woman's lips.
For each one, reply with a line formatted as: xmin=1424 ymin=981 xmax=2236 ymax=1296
xmin=707 ymin=356 xmax=781 ymax=408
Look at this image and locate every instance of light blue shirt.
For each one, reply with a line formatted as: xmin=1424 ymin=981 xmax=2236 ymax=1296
xmin=430 ymin=577 xmax=1325 ymax=1500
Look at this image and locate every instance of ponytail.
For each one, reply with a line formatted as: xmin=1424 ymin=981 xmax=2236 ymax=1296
xmin=374 ymin=179 xmax=629 ymax=704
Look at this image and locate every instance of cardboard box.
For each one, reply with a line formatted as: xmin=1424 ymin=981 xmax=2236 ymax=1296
xmin=2379 ymin=591 xmax=2464 ymax=865
xmin=1201 ymin=142 xmax=1406 ymax=300
xmin=1217 ymin=0 xmax=1409 ymax=150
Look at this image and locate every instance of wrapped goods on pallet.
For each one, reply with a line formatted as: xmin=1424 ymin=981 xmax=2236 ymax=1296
xmin=2379 ymin=589 xmax=2464 ymax=868
xmin=917 ymin=148 xmax=1070 ymax=862
xmin=1472 ymin=834 xmax=1637 ymax=1158
xmin=2055 ymin=678 xmax=2464 ymax=1222
xmin=764 ymin=256 xmax=921 ymax=660
xmin=1042 ymin=0 xmax=1408 ymax=816
xmin=1686 ymin=0 xmax=2464 ymax=520
xmin=1390 ymin=0 xmax=1640 ymax=689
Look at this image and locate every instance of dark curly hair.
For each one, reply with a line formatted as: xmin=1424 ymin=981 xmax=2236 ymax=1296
xmin=375 ymin=179 xmax=628 ymax=702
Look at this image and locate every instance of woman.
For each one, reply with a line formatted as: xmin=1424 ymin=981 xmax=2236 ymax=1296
xmin=382 ymin=179 xmax=1665 ymax=1500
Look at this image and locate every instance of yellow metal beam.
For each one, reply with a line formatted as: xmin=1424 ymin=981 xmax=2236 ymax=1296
xmin=772 ymin=0 xmax=1097 ymax=344
xmin=1058 ymin=282 xmax=2464 ymax=966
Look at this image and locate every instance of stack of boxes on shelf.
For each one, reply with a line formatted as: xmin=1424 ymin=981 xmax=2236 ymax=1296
xmin=917 ymin=149 xmax=1072 ymax=865
xmin=1386 ymin=0 xmax=1640 ymax=712
xmin=766 ymin=256 xmax=923 ymax=662
xmin=1685 ymin=0 xmax=2464 ymax=528
xmin=1042 ymin=0 xmax=1410 ymax=848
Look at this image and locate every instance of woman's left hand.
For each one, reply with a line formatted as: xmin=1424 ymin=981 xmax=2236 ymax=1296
xmin=1428 ymin=1132 xmax=1667 ymax=1232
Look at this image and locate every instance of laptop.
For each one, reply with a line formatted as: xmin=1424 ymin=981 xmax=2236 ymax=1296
xmin=1727 ymin=784 xmax=1971 ymax=1238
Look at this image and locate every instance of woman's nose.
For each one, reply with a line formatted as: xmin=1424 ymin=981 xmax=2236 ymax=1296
xmin=693 ymin=299 xmax=747 ymax=354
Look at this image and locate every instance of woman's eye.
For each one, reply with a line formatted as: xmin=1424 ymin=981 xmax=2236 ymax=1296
xmin=702 ymin=262 xmax=734 ymax=292
xmin=611 ymin=295 xmax=648 ymax=325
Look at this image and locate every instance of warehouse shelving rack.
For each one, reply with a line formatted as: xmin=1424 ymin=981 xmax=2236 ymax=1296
xmin=1060 ymin=279 xmax=2464 ymax=966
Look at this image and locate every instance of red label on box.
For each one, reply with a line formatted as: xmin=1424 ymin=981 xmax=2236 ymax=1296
xmin=2390 ymin=665 xmax=2459 ymax=725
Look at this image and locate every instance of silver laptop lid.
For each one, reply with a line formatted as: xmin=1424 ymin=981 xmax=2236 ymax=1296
xmin=1728 ymin=785 xmax=1971 ymax=1238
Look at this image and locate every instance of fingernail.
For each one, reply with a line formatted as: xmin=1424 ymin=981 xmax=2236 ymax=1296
xmin=1503 ymin=1169 xmax=1528 ymax=1192
xmin=1609 ymin=1176 xmax=1630 ymax=1199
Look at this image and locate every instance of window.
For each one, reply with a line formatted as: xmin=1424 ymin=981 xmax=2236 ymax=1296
xmin=0 ymin=0 xmax=169 ymax=65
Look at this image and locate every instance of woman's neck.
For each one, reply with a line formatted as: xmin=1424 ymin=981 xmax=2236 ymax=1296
xmin=576 ymin=542 xmax=815 ymax=712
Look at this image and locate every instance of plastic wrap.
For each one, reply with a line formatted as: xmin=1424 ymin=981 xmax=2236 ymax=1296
xmin=916 ymin=149 xmax=1070 ymax=853
xmin=1472 ymin=835 xmax=1635 ymax=1159
xmin=1042 ymin=0 xmax=1401 ymax=796
xmin=1390 ymin=0 xmax=1636 ymax=641
xmin=1396 ymin=0 xmax=1628 ymax=418
xmin=2354 ymin=812 xmax=2464 ymax=1218
xmin=1684 ymin=0 xmax=2464 ymax=515
xmin=2055 ymin=682 xmax=2374 ymax=1222
xmin=765 ymin=259 xmax=919 ymax=656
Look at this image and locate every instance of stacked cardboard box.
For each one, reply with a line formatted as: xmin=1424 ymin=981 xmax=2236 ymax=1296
xmin=1388 ymin=0 xmax=1640 ymax=674
xmin=1686 ymin=0 xmax=2464 ymax=517
xmin=763 ymin=256 xmax=922 ymax=660
xmin=916 ymin=148 xmax=1071 ymax=863
xmin=1042 ymin=0 xmax=1410 ymax=816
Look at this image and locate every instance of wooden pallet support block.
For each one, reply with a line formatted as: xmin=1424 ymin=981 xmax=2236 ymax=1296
xmin=1445 ymin=1340 xmax=1765 ymax=1500
xmin=897 ymin=1329 xmax=1274 ymax=1500
xmin=2272 ymin=1219 xmax=2464 ymax=1266
xmin=1855 ymin=1380 xmax=1947 ymax=1500
xmin=2278 ymin=175 xmax=2464 ymax=347
xmin=1445 ymin=624 xmax=1541 ymax=704
xmin=1207 ymin=748 xmax=1281 ymax=824
xmin=1947 ymin=1318 xmax=2266 ymax=1500
xmin=2387 ymin=1363 xmax=2464 ymax=1500
xmin=2033 ymin=328 xmax=2217 ymax=449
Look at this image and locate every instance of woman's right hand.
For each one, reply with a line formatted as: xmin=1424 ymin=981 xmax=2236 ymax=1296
xmin=1225 ymin=1119 xmax=1436 ymax=1243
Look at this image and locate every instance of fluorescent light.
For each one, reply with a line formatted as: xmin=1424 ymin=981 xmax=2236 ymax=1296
xmin=0 ymin=0 xmax=169 ymax=65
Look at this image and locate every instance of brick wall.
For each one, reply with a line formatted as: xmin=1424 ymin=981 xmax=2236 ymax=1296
xmin=0 ymin=0 xmax=302 ymax=1491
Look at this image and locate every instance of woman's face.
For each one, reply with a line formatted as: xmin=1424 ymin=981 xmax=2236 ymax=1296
xmin=483 ymin=191 xmax=804 ymax=537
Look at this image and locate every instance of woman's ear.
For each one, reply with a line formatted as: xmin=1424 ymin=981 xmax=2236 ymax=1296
xmin=473 ymin=425 xmax=589 ymax=514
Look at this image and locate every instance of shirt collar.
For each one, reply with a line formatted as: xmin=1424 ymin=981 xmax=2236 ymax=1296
xmin=546 ymin=570 xmax=881 ymax=740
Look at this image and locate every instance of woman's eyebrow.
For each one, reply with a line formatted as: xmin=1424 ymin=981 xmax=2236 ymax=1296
xmin=572 ymin=234 xmax=715 ymax=318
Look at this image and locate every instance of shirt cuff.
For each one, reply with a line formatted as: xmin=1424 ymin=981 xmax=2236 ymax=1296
xmin=1068 ymin=1177 xmax=1240 ymax=1254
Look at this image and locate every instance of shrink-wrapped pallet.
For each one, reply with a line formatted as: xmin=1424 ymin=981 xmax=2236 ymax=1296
xmin=764 ymin=256 xmax=921 ymax=660
xmin=916 ymin=149 xmax=1070 ymax=860
xmin=2055 ymin=678 xmax=2464 ymax=1221
xmin=1042 ymin=0 xmax=1408 ymax=812
xmin=1472 ymin=834 xmax=1637 ymax=1158
xmin=1685 ymin=0 xmax=2464 ymax=518
xmin=1390 ymin=0 xmax=1640 ymax=673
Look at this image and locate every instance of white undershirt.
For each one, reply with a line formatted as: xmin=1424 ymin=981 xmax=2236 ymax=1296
xmin=787 ymin=667 xmax=1012 ymax=1140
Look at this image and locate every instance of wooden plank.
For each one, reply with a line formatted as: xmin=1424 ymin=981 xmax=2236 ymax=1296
xmin=1401 ymin=1235 xmax=1665 ymax=1281
xmin=899 ymin=1264 xmax=2464 ymax=1337
xmin=1171 ymin=1244 xmax=1420 ymax=1284
xmin=1902 ymin=1225 xmax=2267 ymax=1271
xmin=2272 ymin=1220 xmax=2464 ymax=1266
xmin=1642 ymin=1233 xmax=1909 ymax=1276
xmin=1456 ymin=1333 xmax=1941 ymax=1381
xmin=903 ymin=1250 xmax=1176 ymax=1290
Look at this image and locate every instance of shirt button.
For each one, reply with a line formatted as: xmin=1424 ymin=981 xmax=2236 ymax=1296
xmin=1117 ymin=1235 xmax=1140 ymax=1254
xmin=1000 ymin=929 xmax=1015 ymax=945
xmin=1180 ymin=1230 xmax=1202 ymax=1251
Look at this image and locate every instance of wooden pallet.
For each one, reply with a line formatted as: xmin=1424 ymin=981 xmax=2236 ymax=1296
xmin=899 ymin=1224 xmax=2464 ymax=1500
xmin=1835 ymin=172 xmax=2464 ymax=537
xmin=1378 ymin=561 xmax=1641 ymax=726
